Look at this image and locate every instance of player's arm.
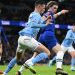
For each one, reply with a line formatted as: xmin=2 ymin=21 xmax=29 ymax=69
xmin=30 ymin=21 xmax=52 ymax=28
xmin=28 ymin=14 xmax=45 ymax=28
xmin=30 ymin=15 xmax=52 ymax=28
xmin=54 ymin=10 xmax=69 ymax=18
xmin=29 ymin=22 xmax=47 ymax=28
xmin=41 ymin=15 xmax=52 ymax=23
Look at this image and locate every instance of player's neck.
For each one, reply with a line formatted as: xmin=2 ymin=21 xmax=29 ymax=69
xmin=34 ymin=8 xmax=40 ymax=14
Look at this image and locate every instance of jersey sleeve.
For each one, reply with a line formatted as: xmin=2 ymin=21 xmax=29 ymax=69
xmin=27 ymin=13 xmax=46 ymax=28
xmin=65 ymin=30 xmax=72 ymax=39
xmin=28 ymin=13 xmax=41 ymax=23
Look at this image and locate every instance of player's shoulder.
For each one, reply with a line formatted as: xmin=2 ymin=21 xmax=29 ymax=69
xmin=30 ymin=12 xmax=40 ymax=17
xmin=43 ymin=11 xmax=49 ymax=16
xmin=68 ymin=29 xmax=72 ymax=32
xmin=67 ymin=30 xmax=72 ymax=33
xmin=43 ymin=11 xmax=53 ymax=17
xmin=29 ymin=12 xmax=41 ymax=20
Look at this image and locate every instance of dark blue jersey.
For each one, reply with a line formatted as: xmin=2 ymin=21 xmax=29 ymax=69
xmin=38 ymin=11 xmax=57 ymax=49
xmin=40 ymin=11 xmax=55 ymax=34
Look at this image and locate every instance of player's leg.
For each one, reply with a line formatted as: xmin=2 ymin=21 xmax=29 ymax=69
xmin=71 ymin=57 xmax=75 ymax=71
xmin=52 ymin=43 xmax=68 ymax=75
xmin=48 ymin=56 xmax=56 ymax=66
xmin=25 ymin=52 xmax=38 ymax=64
xmin=31 ymin=44 xmax=50 ymax=64
xmin=2 ymin=52 xmax=23 ymax=75
xmin=2 ymin=54 xmax=22 ymax=75
xmin=2 ymin=57 xmax=17 ymax=75
xmin=16 ymin=50 xmax=50 ymax=75
xmin=2 ymin=37 xmax=25 ymax=75
xmin=38 ymin=34 xmax=67 ymax=74
xmin=53 ymin=44 xmax=64 ymax=69
xmin=69 ymin=48 xmax=75 ymax=71
xmin=15 ymin=52 xmax=38 ymax=75
xmin=15 ymin=37 xmax=50 ymax=75
xmin=21 ymin=37 xmax=50 ymax=64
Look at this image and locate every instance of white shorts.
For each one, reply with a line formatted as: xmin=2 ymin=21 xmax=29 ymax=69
xmin=17 ymin=36 xmax=41 ymax=52
xmin=61 ymin=45 xmax=75 ymax=52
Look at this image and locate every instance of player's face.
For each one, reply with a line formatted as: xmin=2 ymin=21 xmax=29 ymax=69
xmin=72 ymin=26 xmax=75 ymax=32
xmin=39 ymin=4 xmax=45 ymax=14
xmin=51 ymin=5 xmax=58 ymax=13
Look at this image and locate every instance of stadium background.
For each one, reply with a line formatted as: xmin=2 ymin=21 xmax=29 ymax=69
xmin=0 ymin=0 xmax=75 ymax=65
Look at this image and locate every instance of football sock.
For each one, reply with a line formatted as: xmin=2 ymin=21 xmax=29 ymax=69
xmin=32 ymin=52 xmax=48 ymax=64
xmin=4 ymin=57 xmax=17 ymax=74
xmin=71 ymin=58 xmax=75 ymax=68
xmin=56 ymin=51 xmax=64 ymax=69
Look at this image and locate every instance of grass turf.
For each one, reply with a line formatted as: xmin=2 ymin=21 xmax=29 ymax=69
xmin=0 ymin=64 xmax=75 ymax=75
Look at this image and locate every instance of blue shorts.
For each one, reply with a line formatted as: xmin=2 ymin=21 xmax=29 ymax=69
xmin=38 ymin=31 xmax=58 ymax=49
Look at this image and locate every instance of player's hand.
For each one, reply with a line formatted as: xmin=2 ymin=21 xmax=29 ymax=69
xmin=60 ymin=10 xmax=69 ymax=14
xmin=46 ymin=16 xmax=53 ymax=25
xmin=46 ymin=15 xmax=52 ymax=21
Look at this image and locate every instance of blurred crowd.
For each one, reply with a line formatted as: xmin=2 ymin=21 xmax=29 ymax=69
xmin=0 ymin=0 xmax=75 ymax=24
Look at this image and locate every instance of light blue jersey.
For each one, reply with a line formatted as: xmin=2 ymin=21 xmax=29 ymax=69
xmin=19 ymin=11 xmax=46 ymax=37
xmin=62 ymin=30 xmax=75 ymax=47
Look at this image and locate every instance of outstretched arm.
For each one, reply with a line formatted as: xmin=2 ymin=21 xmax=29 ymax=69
xmin=54 ymin=9 xmax=69 ymax=18
xmin=31 ymin=15 xmax=52 ymax=28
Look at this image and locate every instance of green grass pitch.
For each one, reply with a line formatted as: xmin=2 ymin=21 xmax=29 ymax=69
xmin=0 ymin=64 xmax=75 ymax=75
